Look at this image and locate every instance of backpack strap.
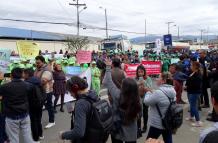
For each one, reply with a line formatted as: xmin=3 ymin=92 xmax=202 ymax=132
xmin=159 ymin=89 xmax=174 ymax=103
xmin=155 ymin=89 xmax=173 ymax=119
xmin=155 ymin=104 xmax=163 ymax=119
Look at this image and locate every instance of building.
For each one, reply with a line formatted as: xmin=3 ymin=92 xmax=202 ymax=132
xmin=0 ymin=27 xmax=101 ymax=53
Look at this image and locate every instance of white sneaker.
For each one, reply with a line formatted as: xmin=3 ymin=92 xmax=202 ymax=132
xmin=34 ymin=141 xmax=40 ymax=143
xmin=39 ymin=136 xmax=44 ymax=140
xmin=191 ymin=121 xmax=203 ymax=127
xmin=185 ymin=117 xmax=195 ymax=122
xmin=45 ymin=122 xmax=55 ymax=129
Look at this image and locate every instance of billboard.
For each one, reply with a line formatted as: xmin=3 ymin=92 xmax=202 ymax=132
xmin=163 ymin=34 xmax=172 ymax=46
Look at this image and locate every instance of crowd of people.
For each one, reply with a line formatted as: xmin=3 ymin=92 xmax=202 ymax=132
xmin=0 ymin=48 xmax=218 ymax=143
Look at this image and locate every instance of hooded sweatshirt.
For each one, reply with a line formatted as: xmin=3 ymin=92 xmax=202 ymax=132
xmin=144 ymin=84 xmax=176 ymax=130
xmin=199 ymin=122 xmax=218 ymax=143
xmin=62 ymin=90 xmax=99 ymax=143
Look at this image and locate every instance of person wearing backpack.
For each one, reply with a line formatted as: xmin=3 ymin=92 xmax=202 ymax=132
xmin=59 ymin=76 xmax=112 ymax=143
xmin=23 ymin=68 xmax=44 ymax=142
xmin=103 ymin=59 xmax=141 ymax=143
xmin=144 ymin=72 xmax=176 ymax=143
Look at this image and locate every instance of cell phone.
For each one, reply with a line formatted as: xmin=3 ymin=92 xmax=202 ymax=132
xmin=4 ymin=73 xmax=10 ymax=78
xmin=139 ymin=77 xmax=144 ymax=81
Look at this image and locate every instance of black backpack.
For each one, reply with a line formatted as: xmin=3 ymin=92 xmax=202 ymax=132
xmin=76 ymin=94 xmax=113 ymax=143
xmin=156 ymin=89 xmax=183 ymax=134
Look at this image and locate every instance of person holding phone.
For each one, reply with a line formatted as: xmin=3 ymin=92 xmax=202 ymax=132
xmin=135 ymin=64 xmax=153 ymax=137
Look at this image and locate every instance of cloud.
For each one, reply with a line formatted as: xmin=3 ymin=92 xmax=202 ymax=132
xmin=0 ymin=0 xmax=218 ymax=38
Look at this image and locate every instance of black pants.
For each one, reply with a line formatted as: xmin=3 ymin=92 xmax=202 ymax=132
xmin=143 ymin=104 xmax=148 ymax=131
xmin=111 ymin=136 xmax=136 ymax=143
xmin=29 ymin=108 xmax=43 ymax=141
xmin=147 ymin=126 xmax=172 ymax=143
xmin=54 ymin=94 xmax=65 ymax=109
xmin=45 ymin=92 xmax=55 ymax=123
xmin=0 ymin=114 xmax=8 ymax=142
xmin=201 ymin=84 xmax=209 ymax=106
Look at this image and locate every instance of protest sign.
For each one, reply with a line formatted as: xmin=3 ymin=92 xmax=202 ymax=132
xmin=124 ymin=64 xmax=139 ymax=77
xmin=142 ymin=61 xmax=161 ymax=75
xmin=65 ymin=66 xmax=82 ymax=76
xmin=17 ymin=41 xmax=40 ymax=59
xmin=76 ymin=50 xmax=92 ymax=64
xmin=0 ymin=49 xmax=11 ymax=73
xmin=171 ymin=58 xmax=180 ymax=64
xmin=63 ymin=68 xmax=91 ymax=104
xmin=124 ymin=61 xmax=162 ymax=77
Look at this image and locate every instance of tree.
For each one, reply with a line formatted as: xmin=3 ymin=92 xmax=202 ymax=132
xmin=65 ymin=37 xmax=90 ymax=54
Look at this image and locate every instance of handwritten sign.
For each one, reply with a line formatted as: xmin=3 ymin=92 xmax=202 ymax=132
xmin=65 ymin=66 xmax=82 ymax=75
xmin=17 ymin=41 xmax=40 ymax=59
xmin=76 ymin=50 xmax=92 ymax=64
xmin=0 ymin=49 xmax=11 ymax=73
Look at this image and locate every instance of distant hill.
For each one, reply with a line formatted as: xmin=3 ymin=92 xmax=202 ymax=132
xmin=130 ymin=35 xmax=218 ymax=44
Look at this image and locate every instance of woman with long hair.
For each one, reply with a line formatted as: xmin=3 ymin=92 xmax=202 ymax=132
xmin=144 ymin=72 xmax=176 ymax=143
xmin=135 ymin=65 xmax=152 ymax=137
xmin=103 ymin=59 xmax=141 ymax=143
xmin=185 ymin=61 xmax=203 ymax=127
xmin=53 ymin=63 xmax=66 ymax=113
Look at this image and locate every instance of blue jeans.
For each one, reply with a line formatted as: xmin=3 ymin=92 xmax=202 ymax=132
xmin=188 ymin=93 xmax=200 ymax=121
xmin=147 ymin=126 xmax=172 ymax=143
xmin=45 ymin=92 xmax=55 ymax=123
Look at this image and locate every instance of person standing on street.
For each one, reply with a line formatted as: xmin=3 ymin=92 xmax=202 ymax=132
xmin=103 ymin=59 xmax=141 ymax=143
xmin=111 ymin=58 xmax=126 ymax=89
xmin=185 ymin=61 xmax=203 ymax=127
xmin=24 ymin=68 xmax=44 ymax=142
xmin=198 ymin=50 xmax=210 ymax=108
xmin=135 ymin=65 xmax=153 ymax=137
xmin=91 ymin=61 xmax=101 ymax=95
xmin=0 ymin=68 xmax=34 ymax=143
xmin=169 ymin=64 xmax=188 ymax=104
xmin=53 ymin=62 xmax=66 ymax=113
xmin=200 ymin=81 xmax=218 ymax=143
xmin=144 ymin=72 xmax=176 ymax=143
xmin=35 ymin=55 xmax=55 ymax=129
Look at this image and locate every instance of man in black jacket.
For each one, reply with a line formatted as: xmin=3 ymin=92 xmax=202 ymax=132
xmin=24 ymin=68 xmax=44 ymax=142
xmin=0 ymin=68 xmax=34 ymax=143
xmin=199 ymin=50 xmax=211 ymax=108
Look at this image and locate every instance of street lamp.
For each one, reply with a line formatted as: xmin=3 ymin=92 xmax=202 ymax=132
xmin=99 ymin=6 xmax=109 ymax=39
xmin=166 ymin=22 xmax=174 ymax=34
xmin=79 ymin=6 xmax=87 ymax=13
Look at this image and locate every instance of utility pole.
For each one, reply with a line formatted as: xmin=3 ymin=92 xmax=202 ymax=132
xmin=177 ymin=26 xmax=180 ymax=40
xmin=100 ymin=7 xmax=109 ymax=39
xmin=166 ymin=22 xmax=174 ymax=34
xmin=69 ymin=0 xmax=86 ymax=36
xmin=105 ymin=9 xmax=108 ymax=39
xmin=145 ymin=19 xmax=147 ymax=49
xmin=200 ymin=29 xmax=205 ymax=49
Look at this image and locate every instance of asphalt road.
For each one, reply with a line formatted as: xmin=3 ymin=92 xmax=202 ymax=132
xmin=37 ymin=89 xmax=214 ymax=143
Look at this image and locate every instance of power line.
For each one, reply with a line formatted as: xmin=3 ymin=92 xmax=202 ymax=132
xmin=0 ymin=18 xmax=76 ymax=26
xmin=0 ymin=18 xmax=159 ymax=35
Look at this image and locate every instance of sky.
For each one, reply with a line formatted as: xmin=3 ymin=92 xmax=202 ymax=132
xmin=0 ymin=0 xmax=218 ymax=38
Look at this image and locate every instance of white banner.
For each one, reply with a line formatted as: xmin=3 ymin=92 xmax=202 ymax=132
xmin=55 ymin=68 xmax=92 ymax=104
